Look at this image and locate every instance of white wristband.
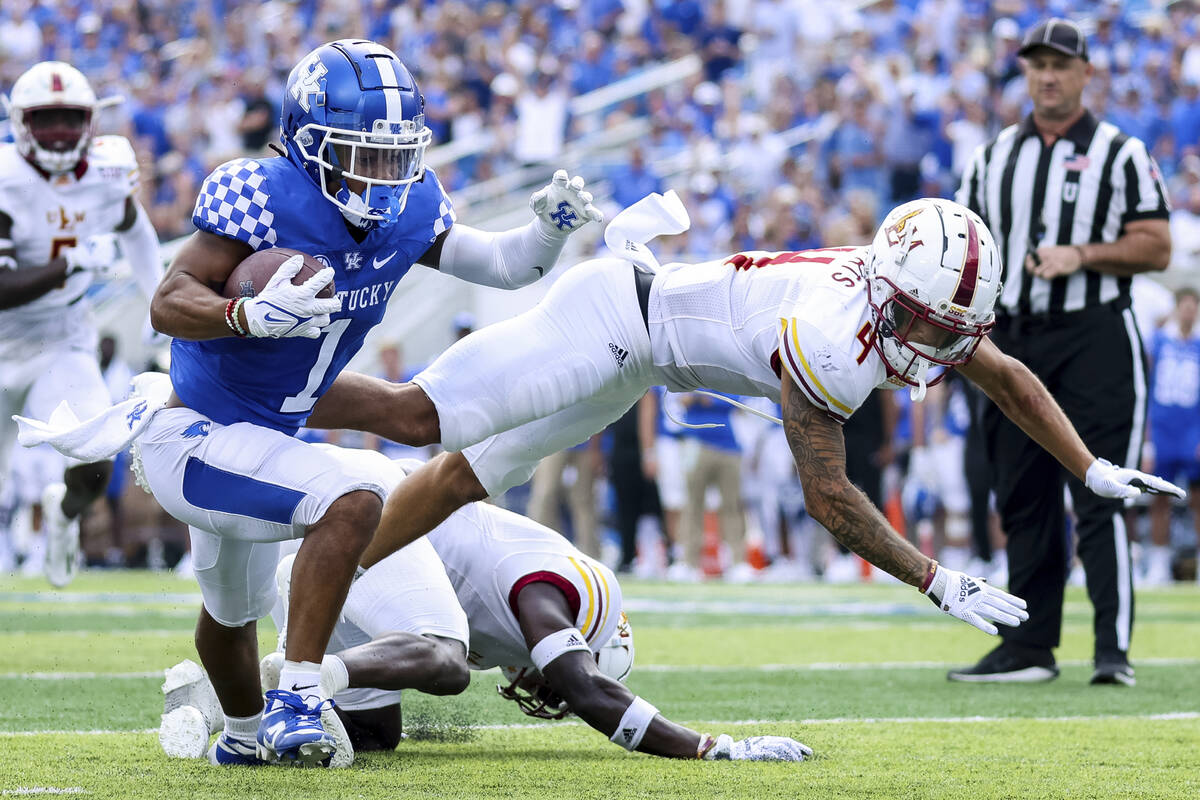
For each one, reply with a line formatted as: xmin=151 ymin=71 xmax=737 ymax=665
xmin=609 ymin=696 xmax=659 ymax=751
xmin=530 ymin=627 xmax=591 ymax=672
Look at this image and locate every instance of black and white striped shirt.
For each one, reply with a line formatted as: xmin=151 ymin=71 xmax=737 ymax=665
xmin=956 ymin=111 xmax=1169 ymax=316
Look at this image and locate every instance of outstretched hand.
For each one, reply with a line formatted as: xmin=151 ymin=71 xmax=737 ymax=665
xmin=924 ymin=564 xmax=1029 ymax=636
xmin=1085 ymin=457 xmax=1185 ymax=500
xmin=530 ymin=169 xmax=603 ymax=235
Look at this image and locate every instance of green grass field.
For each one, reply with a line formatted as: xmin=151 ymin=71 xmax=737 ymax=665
xmin=1 ymin=572 xmax=1197 ymax=799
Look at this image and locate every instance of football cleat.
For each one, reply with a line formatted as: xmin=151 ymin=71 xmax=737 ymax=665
xmin=41 ymin=482 xmax=79 ymax=588
xmin=159 ymin=659 xmax=223 ymax=758
xmin=259 ymin=653 xmax=354 ymax=768
xmin=160 ymin=706 xmax=211 ymax=759
xmin=257 ymin=689 xmax=335 ymax=767
xmin=208 ymin=733 xmax=268 ymax=766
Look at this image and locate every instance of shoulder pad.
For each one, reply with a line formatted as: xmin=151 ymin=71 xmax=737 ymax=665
xmin=192 ymin=158 xmax=277 ymax=250
xmin=88 ymin=135 xmax=140 ymax=195
xmin=778 ymin=317 xmax=875 ymax=422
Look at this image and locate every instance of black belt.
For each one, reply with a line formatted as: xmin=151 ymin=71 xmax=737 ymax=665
xmin=994 ymin=297 xmax=1129 ymax=335
xmin=633 ymin=265 xmax=653 ymax=333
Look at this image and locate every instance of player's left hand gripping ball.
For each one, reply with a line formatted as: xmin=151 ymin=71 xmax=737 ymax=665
xmin=530 ymin=169 xmax=603 ymax=235
xmin=242 ymin=255 xmax=343 ymax=339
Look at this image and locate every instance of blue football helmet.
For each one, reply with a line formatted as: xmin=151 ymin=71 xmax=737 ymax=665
xmin=281 ymin=40 xmax=432 ymax=228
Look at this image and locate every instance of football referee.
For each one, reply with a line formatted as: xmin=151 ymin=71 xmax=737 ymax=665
xmin=949 ymin=18 xmax=1171 ymax=686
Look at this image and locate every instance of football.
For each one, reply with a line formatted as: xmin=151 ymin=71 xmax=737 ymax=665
xmin=221 ymin=248 xmax=335 ymax=299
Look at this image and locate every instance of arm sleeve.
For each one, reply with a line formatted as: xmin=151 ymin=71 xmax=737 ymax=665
xmin=115 ymin=201 xmax=163 ymax=300
xmin=1114 ymin=138 xmax=1171 ymax=226
xmin=436 ymin=218 xmax=567 ymax=289
xmin=777 ymin=317 xmax=872 ymax=423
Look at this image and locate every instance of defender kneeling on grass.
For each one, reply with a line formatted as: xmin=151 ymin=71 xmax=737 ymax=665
xmin=162 ymin=454 xmax=811 ymax=765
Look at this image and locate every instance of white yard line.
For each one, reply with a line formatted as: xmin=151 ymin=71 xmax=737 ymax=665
xmin=2 ymin=713 xmax=1198 ymax=737
xmin=637 ymin=657 xmax=1200 ymax=672
xmin=5 ymin=658 xmax=1199 ymax=680
xmin=0 ymin=671 xmax=162 ymax=679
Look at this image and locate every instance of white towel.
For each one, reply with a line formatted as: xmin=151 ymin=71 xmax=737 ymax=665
xmin=14 ymin=372 xmax=173 ymax=462
xmin=603 ymin=190 xmax=690 ymax=271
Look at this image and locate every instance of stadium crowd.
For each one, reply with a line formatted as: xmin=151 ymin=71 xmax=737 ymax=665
xmin=1 ymin=0 xmax=1199 ymax=583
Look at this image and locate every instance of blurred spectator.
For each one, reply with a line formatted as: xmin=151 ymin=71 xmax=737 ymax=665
xmin=671 ymin=392 xmax=747 ymax=582
xmin=237 ymin=68 xmax=276 ymax=154
xmin=607 ymin=403 xmax=663 ymax=576
xmin=513 ymin=71 xmax=568 ymax=166
xmin=527 ymin=438 xmax=602 ymax=558
xmin=1144 ymin=288 xmax=1200 ymax=585
xmin=608 ymin=145 xmax=664 ymax=210
xmin=1170 ymin=185 xmax=1200 ymax=276
xmin=697 ymin=2 xmax=741 ymax=83
xmin=639 ymin=387 xmax=685 ymax=576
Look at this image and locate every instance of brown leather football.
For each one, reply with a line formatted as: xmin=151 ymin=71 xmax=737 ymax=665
xmin=222 ymin=248 xmax=335 ymax=299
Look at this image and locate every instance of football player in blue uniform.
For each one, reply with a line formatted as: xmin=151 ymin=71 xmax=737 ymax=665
xmin=145 ymin=39 xmax=600 ymax=767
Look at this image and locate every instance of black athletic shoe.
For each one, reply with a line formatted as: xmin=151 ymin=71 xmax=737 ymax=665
xmin=1090 ymin=659 xmax=1136 ymax=687
xmin=947 ymin=643 xmax=1059 ymax=683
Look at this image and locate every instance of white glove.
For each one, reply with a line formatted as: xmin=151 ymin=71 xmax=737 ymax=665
xmin=241 ymin=255 xmax=342 ymax=339
xmin=63 ymin=234 xmax=120 ymax=278
xmin=923 ymin=564 xmax=1028 ymax=636
xmin=530 ymin=169 xmax=603 ymax=236
xmin=704 ymin=734 xmax=813 ymax=762
xmin=1085 ymin=457 xmax=1185 ymax=500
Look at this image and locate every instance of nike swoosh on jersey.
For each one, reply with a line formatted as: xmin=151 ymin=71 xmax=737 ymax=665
xmin=373 ymin=252 xmax=398 ymax=270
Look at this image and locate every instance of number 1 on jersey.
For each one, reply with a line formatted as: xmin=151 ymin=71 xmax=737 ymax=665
xmin=280 ymin=318 xmax=351 ymax=413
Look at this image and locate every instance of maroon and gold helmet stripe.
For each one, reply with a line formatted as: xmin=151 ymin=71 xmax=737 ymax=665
xmin=950 ymin=213 xmax=980 ymax=308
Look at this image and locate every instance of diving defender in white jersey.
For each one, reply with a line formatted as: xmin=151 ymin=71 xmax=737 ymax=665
xmin=144 ymin=40 xmax=599 ymax=766
xmin=306 ymin=196 xmax=1183 ymax=647
xmin=0 ymin=62 xmax=161 ymax=587
xmin=162 ymin=454 xmax=810 ymax=765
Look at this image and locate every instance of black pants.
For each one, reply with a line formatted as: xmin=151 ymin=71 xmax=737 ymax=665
xmin=963 ymin=381 xmax=993 ymax=562
xmin=984 ymin=303 xmax=1144 ymax=661
xmin=607 ymin=404 xmax=662 ymax=568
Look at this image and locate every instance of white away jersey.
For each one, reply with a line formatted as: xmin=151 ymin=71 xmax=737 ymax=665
xmin=773 ymin=247 xmax=893 ymax=422
xmin=649 ymin=246 xmax=891 ymax=419
xmin=0 ymin=136 xmax=138 ymax=357
xmin=427 ymin=503 xmax=623 ymax=671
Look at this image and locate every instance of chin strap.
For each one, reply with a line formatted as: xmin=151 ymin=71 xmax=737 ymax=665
xmin=908 ymin=362 xmax=929 ymax=402
xmin=335 ymin=184 xmax=378 ymax=229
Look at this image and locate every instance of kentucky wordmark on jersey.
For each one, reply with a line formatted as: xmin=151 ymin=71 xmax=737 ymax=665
xmin=169 ymin=155 xmax=456 ymax=433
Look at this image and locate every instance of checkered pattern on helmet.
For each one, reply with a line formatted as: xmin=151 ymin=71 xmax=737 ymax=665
xmin=192 ymin=159 xmax=277 ymax=250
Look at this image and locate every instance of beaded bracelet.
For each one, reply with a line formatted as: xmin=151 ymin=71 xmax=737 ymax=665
xmin=224 ymin=297 xmax=248 ymax=337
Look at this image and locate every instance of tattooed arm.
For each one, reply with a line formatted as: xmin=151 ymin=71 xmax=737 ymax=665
xmin=781 ymin=373 xmax=930 ymax=587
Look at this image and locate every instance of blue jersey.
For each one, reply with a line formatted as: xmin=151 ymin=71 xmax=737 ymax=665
xmin=1148 ymin=324 xmax=1200 ymax=441
xmin=170 ymin=156 xmax=455 ymax=433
